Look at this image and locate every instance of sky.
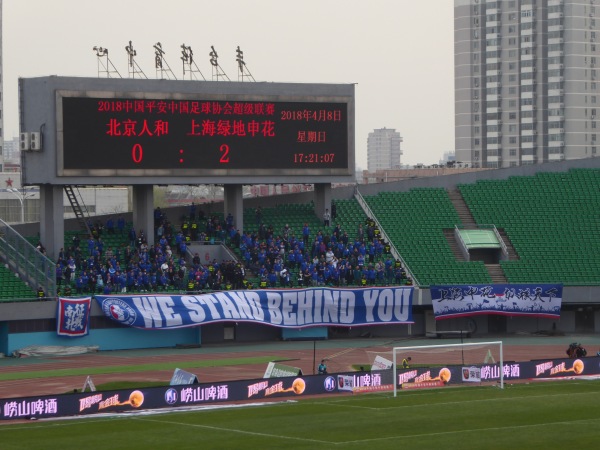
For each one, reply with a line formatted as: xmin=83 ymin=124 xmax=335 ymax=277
xmin=2 ymin=0 xmax=454 ymax=169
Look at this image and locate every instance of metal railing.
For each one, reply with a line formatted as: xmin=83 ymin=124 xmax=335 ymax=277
xmin=0 ymin=219 xmax=56 ymax=299
xmin=491 ymin=224 xmax=509 ymax=260
xmin=454 ymin=225 xmax=470 ymax=261
xmin=353 ymin=186 xmax=420 ymax=286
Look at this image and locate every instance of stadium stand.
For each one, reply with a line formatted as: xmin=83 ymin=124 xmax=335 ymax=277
xmin=363 ymin=188 xmax=492 ymax=286
xmin=459 ymin=168 xmax=600 ymax=286
xmin=235 ymin=201 xmax=402 ymax=288
xmin=332 ymin=198 xmax=369 ymax=242
xmin=3 ymin=160 xmax=600 ymax=352
xmin=10 ymin=211 xmax=249 ymax=301
xmin=0 ymin=264 xmax=37 ymax=301
xmin=3 ymin=166 xmax=600 ymax=304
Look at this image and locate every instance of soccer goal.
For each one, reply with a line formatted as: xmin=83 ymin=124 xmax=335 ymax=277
xmin=392 ymin=341 xmax=503 ymax=397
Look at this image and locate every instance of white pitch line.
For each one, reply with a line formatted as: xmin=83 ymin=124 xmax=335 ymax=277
xmin=132 ymin=416 xmax=334 ymax=445
xmin=340 ymin=417 xmax=600 ymax=445
xmin=309 ymin=387 xmax=600 ymax=411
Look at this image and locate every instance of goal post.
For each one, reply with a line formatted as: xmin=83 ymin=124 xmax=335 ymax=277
xmin=392 ymin=341 xmax=503 ymax=397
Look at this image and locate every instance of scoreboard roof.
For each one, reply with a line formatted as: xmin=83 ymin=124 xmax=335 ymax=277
xmin=20 ymin=76 xmax=355 ymax=185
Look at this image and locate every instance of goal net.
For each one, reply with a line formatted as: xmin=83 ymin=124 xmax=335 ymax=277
xmin=392 ymin=341 xmax=504 ymax=396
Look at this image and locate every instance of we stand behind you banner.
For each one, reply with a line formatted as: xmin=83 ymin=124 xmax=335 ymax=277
xmin=96 ymin=287 xmax=414 ymax=330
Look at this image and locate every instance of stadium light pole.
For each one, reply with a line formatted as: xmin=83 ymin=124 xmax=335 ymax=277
xmin=7 ymin=188 xmax=25 ymax=223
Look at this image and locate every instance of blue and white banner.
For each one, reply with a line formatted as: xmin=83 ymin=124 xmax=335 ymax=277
xmin=95 ymin=287 xmax=414 ymax=330
xmin=430 ymin=284 xmax=562 ymax=320
xmin=57 ymin=297 xmax=92 ymax=337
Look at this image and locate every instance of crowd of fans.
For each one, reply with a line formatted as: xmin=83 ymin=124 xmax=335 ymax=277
xmin=54 ymin=208 xmax=248 ymax=297
xmin=240 ymin=207 xmax=411 ymax=289
xmin=53 ymin=202 xmax=411 ymax=297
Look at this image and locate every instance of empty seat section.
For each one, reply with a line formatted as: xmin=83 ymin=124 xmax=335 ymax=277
xmin=364 ymin=188 xmax=491 ymax=286
xmin=459 ymin=168 xmax=600 ymax=286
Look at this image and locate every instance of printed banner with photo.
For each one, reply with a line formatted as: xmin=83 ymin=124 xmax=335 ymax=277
xmin=462 ymin=366 xmax=482 ymax=383
xmin=95 ymin=287 xmax=414 ymax=330
xmin=337 ymin=375 xmax=355 ymax=392
xmin=430 ymin=284 xmax=562 ymax=320
xmin=56 ymin=297 xmax=92 ymax=337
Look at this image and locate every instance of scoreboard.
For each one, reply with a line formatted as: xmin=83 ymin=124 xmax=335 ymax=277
xmin=20 ymin=77 xmax=355 ymax=184
xmin=60 ymin=95 xmax=349 ymax=176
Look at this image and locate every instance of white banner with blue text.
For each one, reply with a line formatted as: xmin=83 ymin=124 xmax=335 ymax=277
xmin=430 ymin=284 xmax=562 ymax=320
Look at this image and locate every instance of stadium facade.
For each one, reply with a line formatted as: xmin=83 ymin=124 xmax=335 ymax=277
xmin=1 ymin=157 xmax=600 ymax=355
xmin=455 ymin=0 xmax=600 ymax=168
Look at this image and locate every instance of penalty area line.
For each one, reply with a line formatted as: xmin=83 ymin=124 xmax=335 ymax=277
xmin=341 ymin=417 xmax=600 ymax=445
xmin=132 ymin=416 xmax=334 ymax=445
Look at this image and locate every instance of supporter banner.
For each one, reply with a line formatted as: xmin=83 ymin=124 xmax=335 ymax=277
xmin=0 ymin=370 xmax=391 ymax=421
xmin=56 ymin=297 xmax=92 ymax=337
xmin=430 ymin=284 xmax=562 ymax=319
xmin=95 ymin=287 xmax=414 ymax=330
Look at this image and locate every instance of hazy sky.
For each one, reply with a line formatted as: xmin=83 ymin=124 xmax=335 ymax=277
xmin=2 ymin=0 xmax=454 ymax=168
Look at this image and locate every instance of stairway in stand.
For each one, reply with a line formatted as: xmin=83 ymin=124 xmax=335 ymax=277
xmin=447 ymin=188 xmax=476 ymax=226
xmin=446 ymin=188 xmax=514 ymax=284
xmin=496 ymin=228 xmax=520 ymax=261
xmin=443 ymin=228 xmax=467 ymax=261
xmin=485 ymin=263 xmax=507 ymax=284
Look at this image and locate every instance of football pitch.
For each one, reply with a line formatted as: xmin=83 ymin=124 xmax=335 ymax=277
xmin=1 ymin=379 xmax=599 ymax=449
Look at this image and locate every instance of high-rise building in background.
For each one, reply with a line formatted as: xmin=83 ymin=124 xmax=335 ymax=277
xmin=3 ymin=137 xmax=19 ymax=162
xmin=367 ymin=127 xmax=403 ymax=172
xmin=455 ymin=0 xmax=599 ymax=168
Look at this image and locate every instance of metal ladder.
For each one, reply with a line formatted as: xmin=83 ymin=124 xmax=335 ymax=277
xmin=64 ymin=185 xmax=92 ymax=236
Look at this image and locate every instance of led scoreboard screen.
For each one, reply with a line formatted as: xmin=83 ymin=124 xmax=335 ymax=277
xmin=59 ymin=94 xmax=350 ymax=177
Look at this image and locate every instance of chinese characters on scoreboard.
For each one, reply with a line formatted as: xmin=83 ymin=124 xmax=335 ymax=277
xmin=100 ymin=99 xmax=342 ymax=145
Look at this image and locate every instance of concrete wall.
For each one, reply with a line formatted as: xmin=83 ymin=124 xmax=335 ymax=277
xmin=5 ymin=327 xmax=200 ymax=355
xmin=0 ymin=298 xmax=597 ymax=356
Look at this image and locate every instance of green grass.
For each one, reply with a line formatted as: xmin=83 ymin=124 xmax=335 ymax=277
xmin=0 ymin=356 xmax=283 ymax=381
xmin=2 ymin=380 xmax=599 ymax=449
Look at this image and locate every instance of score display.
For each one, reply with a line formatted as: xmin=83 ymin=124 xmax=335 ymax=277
xmin=59 ymin=94 xmax=351 ymax=177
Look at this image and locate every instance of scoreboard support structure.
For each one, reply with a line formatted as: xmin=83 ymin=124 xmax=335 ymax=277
xmin=38 ymin=182 xmax=334 ymax=260
xmin=20 ymin=76 xmax=355 ymax=260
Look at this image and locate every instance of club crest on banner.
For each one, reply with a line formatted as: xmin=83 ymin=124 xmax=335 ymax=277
xmin=101 ymin=298 xmax=137 ymax=326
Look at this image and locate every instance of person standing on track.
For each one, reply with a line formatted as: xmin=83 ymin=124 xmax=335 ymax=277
xmin=318 ymin=359 xmax=328 ymax=374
